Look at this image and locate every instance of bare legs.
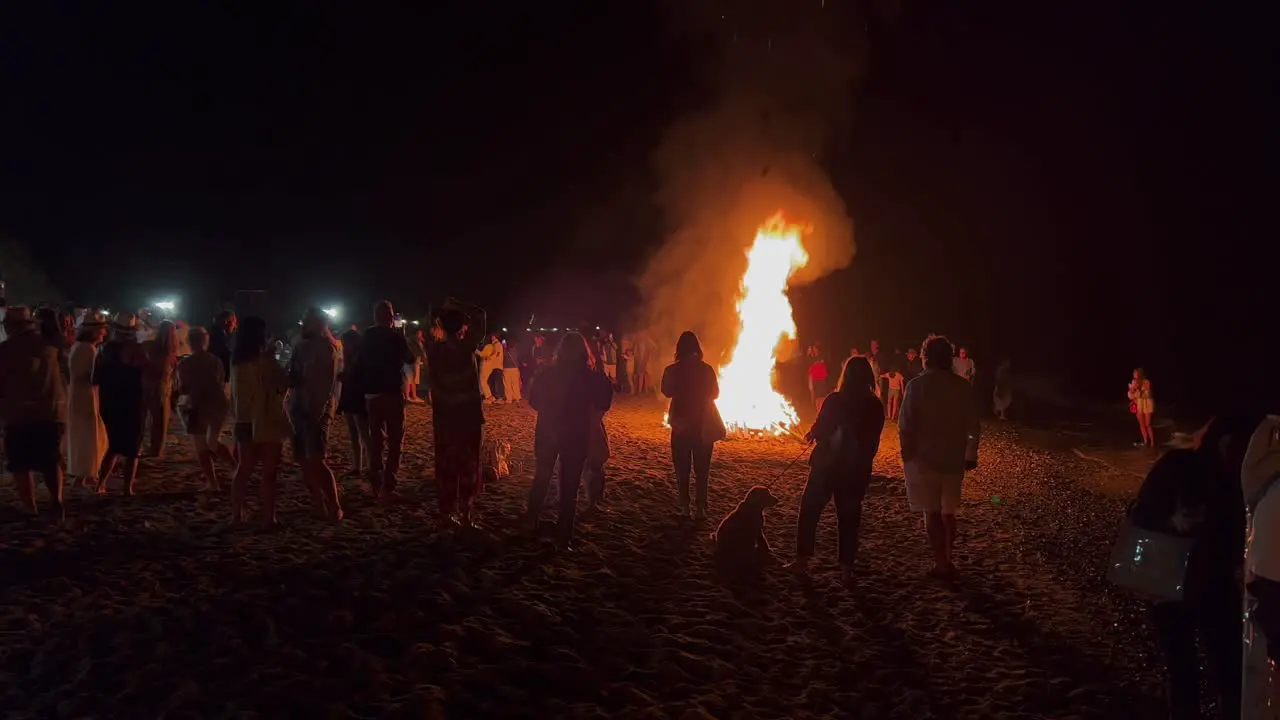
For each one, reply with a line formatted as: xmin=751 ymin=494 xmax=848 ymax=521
xmin=231 ymin=441 xmax=283 ymax=527
xmin=1137 ymin=412 xmax=1155 ymax=447
xmin=924 ymin=511 xmax=957 ymax=578
xmin=301 ymin=458 xmax=343 ymax=521
xmin=97 ymin=453 xmax=139 ymax=495
xmin=12 ymin=468 xmax=65 ymax=522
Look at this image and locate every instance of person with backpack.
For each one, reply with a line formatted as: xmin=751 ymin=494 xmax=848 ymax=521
xmin=785 ymin=356 xmax=885 ymax=586
xmin=1129 ymin=412 xmax=1261 ymax=720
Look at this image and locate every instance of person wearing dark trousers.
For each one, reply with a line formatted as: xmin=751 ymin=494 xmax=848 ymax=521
xmin=786 ymin=356 xmax=885 ymax=586
xmin=522 ymin=332 xmax=614 ymax=550
xmin=662 ymin=331 xmax=720 ymax=521
xmin=1131 ymin=413 xmax=1261 ymax=719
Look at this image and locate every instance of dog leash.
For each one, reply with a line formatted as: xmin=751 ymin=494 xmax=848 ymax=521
xmin=764 ymin=439 xmax=816 ymax=490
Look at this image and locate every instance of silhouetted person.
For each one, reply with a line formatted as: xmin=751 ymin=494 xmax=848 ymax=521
xmin=662 ymin=331 xmax=720 ymax=520
xmin=95 ymin=312 xmax=148 ymax=496
xmin=427 ymin=298 xmax=487 ymax=527
xmin=787 ymin=356 xmax=885 ymax=585
xmin=359 ymin=301 xmax=415 ymax=501
xmin=523 ymin=332 xmax=614 ymax=550
xmin=0 ymin=306 xmax=67 ymax=521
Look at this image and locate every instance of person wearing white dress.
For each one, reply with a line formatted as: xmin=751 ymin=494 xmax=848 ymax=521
xmin=66 ymin=313 xmax=109 ymax=487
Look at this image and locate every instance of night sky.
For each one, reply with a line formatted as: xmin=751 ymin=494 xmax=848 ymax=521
xmin=1 ymin=2 xmax=1273 ymax=411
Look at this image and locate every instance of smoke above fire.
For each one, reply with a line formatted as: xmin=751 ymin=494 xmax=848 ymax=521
xmin=636 ymin=1 xmax=866 ymax=363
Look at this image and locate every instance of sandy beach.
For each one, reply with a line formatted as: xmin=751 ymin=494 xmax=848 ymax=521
xmin=1 ymin=398 xmax=1168 ymax=719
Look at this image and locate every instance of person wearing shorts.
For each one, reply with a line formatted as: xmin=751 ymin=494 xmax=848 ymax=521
xmin=898 ymin=335 xmax=979 ymax=579
xmin=0 ymin=305 xmax=68 ymax=520
xmin=175 ymin=327 xmax=232 ymax=491
xmin=288 ymin=308 xmax=343 ymax=520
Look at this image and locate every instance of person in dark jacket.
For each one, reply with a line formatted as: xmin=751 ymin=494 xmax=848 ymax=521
xmin=522 ymin=332 xmax=614 ymax=550
xmin=359 ymin=301 xmax=415 ymax=501
xmin=1133 ymin=412 xmax=1262 ymax=720
xmin=208 ymin=311 xmax=236 ymax=388
xmin=786 ymin=356 xmax=886 ymax=585
xmin=661 ymin=331 xmax=720 ymax=520
xmin=337 ymin=327 xmax=370 ymax=478
xmin=426 ymin=298 xmax=487 ymax=527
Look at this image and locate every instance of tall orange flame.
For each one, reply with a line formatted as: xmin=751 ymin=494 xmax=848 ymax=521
xmin=714 ymin=213 xmax=809 ymax=435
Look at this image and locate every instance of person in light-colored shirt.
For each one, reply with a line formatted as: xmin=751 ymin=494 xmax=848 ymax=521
xmin=952 ymin=347 xmax=975 ymax=384
xmin=899 ymin=335 xmax=979 ymax=580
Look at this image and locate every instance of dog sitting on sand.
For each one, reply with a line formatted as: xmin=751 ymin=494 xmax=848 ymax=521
xmin=711 ymin=486 xmax=779 ymax=577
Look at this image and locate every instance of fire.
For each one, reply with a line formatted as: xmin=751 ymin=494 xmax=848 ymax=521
xmin=715 ymin=213 xmax=809 ymax=435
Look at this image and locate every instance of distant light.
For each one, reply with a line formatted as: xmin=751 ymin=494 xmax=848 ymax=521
xmin=501 ymin=327 xmax=507 ymax=332
xmin=595 ymin=326 xmax=600 ymax=330
xmin=539 ymin=328 xmax=546 ymax=331
xmin=153 ymin=300 xmax=176 ymax=312
xmin=323 ymin=306 xmax=341 ymax=319
xmin=411 ymin=320 xmax=419 ymax=325
xmin=526 ymin=328 xmax=532 ymax=332
xmin=551 ymin=327 xmax=558 ymax=332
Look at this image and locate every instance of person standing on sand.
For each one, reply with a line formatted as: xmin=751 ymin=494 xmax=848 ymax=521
xmin=404 ymin=327 xmax=427 ymax=404
xmin=0 ymin=306 xmax=68 ymax=521
xmin=786 ymin=356 xmax=885 ymax=585
xmin=288 ymin=308 xmax=343 ymax=521
xmin=66 ymin=313 xmax=109 ymax=489
xmin=898 ymin=335 xmax=979 ymax=580
xmin=95 ymin=313 xmax=148 ymax=496
xmin=174 ymin=327 xmax=232 ymax=491
xmin=523 ymin=332 xmax=614 ymax=549
xmin=1128 ymin=368 xmax=1156 ymax=448
xmin=662 ymin=331 xmax=720 ymax=520
xmin=209 ymin=311 xmax=236 ymax=389
xmin=501 ymin=336 xmax=522 ymax=404
xmin=427 ymin=299 xmax=488 ymax=529
xmin=229 ymin=316 xmax=292 ymax=527
xmin=359 ymin=301 xmax=415 ymax=502
xmin=992 ymin=359 xmax=1012 ymax=420
xmin=337 ymin=327 xmax=371 ymax=479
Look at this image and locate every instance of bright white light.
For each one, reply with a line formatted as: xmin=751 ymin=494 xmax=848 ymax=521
xmin=501 ymin=327 xmax=508 ymax=332
xmin=154 ymin=300 xmax=176 ymax=311
xmin=595 ymin=326 xmax=600 ymax=330
xmin=323 ymin=307 xmax=340 ymax=319
xmin=411 ymin=320 xmax=420 ymax=325
xmin=551 ymin=327 xmax=558 ymax=332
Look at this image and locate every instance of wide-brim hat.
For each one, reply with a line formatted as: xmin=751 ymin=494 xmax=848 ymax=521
xmin=111 ymin=311 xmax=138 ymax=332
xmin=77 ymin=310 xmax=108 ymax=329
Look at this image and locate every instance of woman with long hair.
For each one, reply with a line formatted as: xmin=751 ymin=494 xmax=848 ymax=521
xmin=66 ymin=313 xmax=109 ymax=488
xmin=229 ymin=316 xmax=293 ymax=527
xmin=141 ymin=320 xmax=179 ymax=458
xmin=661 ymin=331 xmax=720 ymax=520
xmin=523 ymin=332 xmax=614 ymax=549
xmin=175 ymin=326 xmax=232 ymax=491
xmin=786 ymin=356 xmax=886 ymax=585
xmin=1128 ymin=368 xmax=1156 ymax=447
xmin=337 ymin=326 xmax=370 ymax=478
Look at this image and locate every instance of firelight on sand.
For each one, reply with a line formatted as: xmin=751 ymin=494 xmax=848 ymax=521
xmin=715 ymin=213 xmax=810 ymax=435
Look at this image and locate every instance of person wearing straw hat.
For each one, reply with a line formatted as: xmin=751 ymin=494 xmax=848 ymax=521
xmin=95 ymin=311 xmax=148 ymax=494
xmin=66 ymin=311 xmax=109 ymax=489
xmin=0 ymin=305 xmax=68 ymax=520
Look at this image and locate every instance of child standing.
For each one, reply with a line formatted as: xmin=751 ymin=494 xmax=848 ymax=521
xmin=886 ymin=367 xmax=905 ymax=421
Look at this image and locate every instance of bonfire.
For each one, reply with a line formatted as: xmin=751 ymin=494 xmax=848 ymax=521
xmin=715 ymin=212 xmax=810 ymax=436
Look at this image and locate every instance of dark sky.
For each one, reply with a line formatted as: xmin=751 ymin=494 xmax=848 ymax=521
xmin=1 ymin=2 xmax=1273 ymax=409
